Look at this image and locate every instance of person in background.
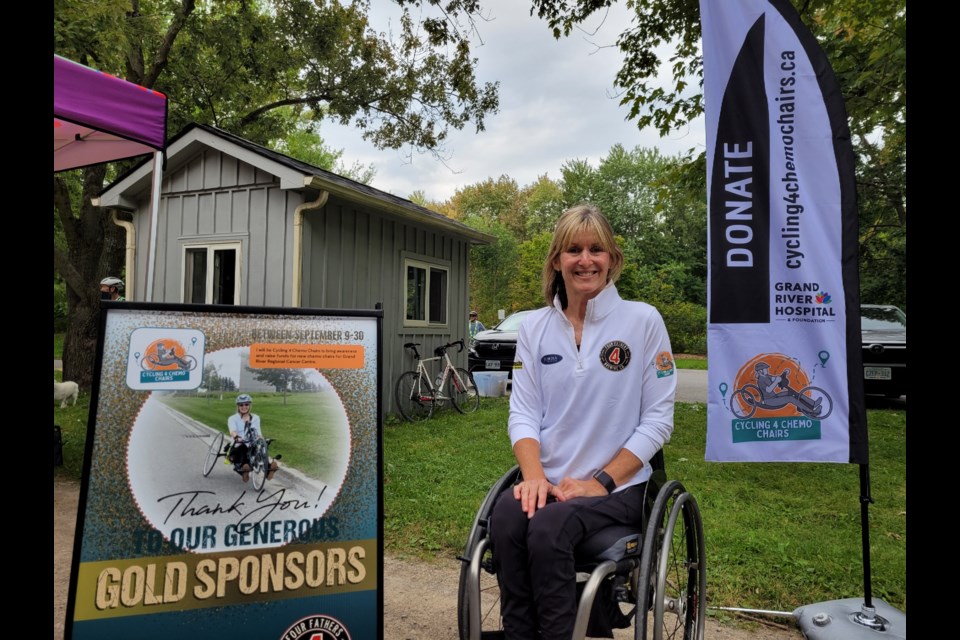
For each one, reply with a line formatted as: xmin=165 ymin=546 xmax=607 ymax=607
xmin=469 ymin=310 xmax=486 ymax=338
xmin=490 ymin=203 xmax=677 ymax=639
xmin=99 ymin=277 xmax=125 ymax=301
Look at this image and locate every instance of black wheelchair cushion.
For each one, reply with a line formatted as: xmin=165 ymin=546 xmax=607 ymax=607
xmin=574 ymin=525 xmax=641 ymax=565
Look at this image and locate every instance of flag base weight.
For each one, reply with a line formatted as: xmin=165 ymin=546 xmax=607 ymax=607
xmin=794 ymin=598 xmax=905 ymax=639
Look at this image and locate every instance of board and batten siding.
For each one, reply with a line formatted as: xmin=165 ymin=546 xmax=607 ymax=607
xmin=302 ymin=194 xmax=473 ymax=417
xmin=135 ymin=148 xmax=301 ymax=307
xmin=126 ymin=144 xmax=478 ymax=419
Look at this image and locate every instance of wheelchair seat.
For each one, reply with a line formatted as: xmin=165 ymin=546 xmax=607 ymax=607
xmin=575 ymin=525 xmax=641 ymax=565
xmin=457 ymin=450 xmax=705 ymax=640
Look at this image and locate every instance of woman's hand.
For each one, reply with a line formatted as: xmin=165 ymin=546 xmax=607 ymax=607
xmin=513 ymin=478 xmax=566 ymax=518
xmin=557 ymin=476 xmax=609 ymax=499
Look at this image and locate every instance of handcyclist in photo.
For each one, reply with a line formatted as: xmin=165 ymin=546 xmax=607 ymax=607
xmin=754 ymin=361 xmax=822 ymax=415
xmin=228 ymin=394 xmax=278 ymax=483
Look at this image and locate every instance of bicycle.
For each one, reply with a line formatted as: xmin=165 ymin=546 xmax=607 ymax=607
xmin=202 ymin=422 xmax=281 ymax=491
xmin=396 ymin=340 xmax=480 ymax=422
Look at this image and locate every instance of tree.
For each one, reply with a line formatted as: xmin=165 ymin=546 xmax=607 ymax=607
xmin=529 ymin=0 xmax=906 ymax=306
xmin=54 ymin=0 xmax=501 ymax=389
xmin=245 ymin=367 xmax=307 ymax=405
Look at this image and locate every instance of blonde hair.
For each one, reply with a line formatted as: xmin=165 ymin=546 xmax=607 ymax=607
xmin=541 ymin=204 xmax=624 ymax=308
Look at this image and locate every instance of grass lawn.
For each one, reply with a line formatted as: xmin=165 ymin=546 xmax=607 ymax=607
xmin=384 ymin=398 xmax=906 ymax=613
xmin=55 ymin=333 xmax=64 ymax=359
xmin=675 ymin=357 xmax=707 ymax=370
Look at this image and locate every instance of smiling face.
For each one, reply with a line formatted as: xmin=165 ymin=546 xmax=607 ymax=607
xmin=553 ymin=230 xmax=612 ymax=305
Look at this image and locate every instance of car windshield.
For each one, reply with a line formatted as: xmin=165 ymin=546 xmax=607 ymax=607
xmin=861 ymin=306 xmax=906 ymax=331
xmin=493 ymin=311 xmax=532 ymax=332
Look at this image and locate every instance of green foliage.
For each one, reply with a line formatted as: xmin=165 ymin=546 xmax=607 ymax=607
xmin=466 ymin=219 xmax=520 ymax=322
xmin=54 ymin=279 xmax=69 ymax=333
xmin=511 ymin=232 xmax=553 ymax=310
xmin=528 ymin=0 xmax=906 ymax=308
xmin=384 ymin=398 xmax=907 ymax=612
xmin=658 ymin=300 xmax=707 ymax=354
xmin=54 ymin=0 xmax=501 ymax=388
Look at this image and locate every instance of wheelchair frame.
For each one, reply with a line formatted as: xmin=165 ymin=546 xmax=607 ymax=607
xmin=456 ymin=451 xmax=706 ymax=640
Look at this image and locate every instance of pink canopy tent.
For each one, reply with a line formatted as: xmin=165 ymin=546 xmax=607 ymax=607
xmin=54 ymin=54 xmax=168 ymax=301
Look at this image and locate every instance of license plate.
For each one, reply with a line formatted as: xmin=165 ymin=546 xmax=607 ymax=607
xmin=485 ymin=360 xmax=500 ymax=370
xmin=864 ymin=366 xmax=892 ymax=380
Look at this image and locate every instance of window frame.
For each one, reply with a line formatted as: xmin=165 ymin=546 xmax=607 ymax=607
xmin=402 ymin=256 xmax=450 ymax=329
xmin=181 ymin=241 xmax=242 ymax=305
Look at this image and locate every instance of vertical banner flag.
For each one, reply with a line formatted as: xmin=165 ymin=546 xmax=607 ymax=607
xmin=701 ymin=0 xmax=868 ymax=463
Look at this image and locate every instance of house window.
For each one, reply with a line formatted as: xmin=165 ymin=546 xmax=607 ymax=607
xmin=404 ymin=258 xmax=448 ymax=327
xmin=183 ymin=243 xmax=240 ymax=304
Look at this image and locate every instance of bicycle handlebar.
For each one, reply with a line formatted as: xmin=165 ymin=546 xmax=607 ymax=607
xmin=407 ymin=340 xmax=465 ymax=359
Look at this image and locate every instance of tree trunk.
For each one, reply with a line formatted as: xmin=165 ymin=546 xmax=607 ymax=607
xmin=56 ymin=164 xmax=127 ymax=391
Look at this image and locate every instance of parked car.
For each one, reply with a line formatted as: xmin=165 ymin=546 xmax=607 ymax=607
xmin=861 ymin=304 xmax=906 ymax=398
xmin=468 ymin=310 xmax=535 ymax=380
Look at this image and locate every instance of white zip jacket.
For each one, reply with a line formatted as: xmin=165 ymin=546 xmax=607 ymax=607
xmin=508 ymin=283 xmax=677 ymax=490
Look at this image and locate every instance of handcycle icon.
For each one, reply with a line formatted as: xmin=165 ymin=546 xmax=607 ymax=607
xmin=731 ymin=367 xmax=833 ymax=420
xmin=140 ymin=342 xmax=197 ymax=371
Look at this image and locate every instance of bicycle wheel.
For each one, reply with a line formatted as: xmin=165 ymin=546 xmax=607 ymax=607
xmin=798 ymin=386 xmax=833 ymax=419
xmin=202 ymin=432 xmax=225 ymax=477
xmin=250 ymin=438 xmax=268 ymax=491
xmin=181 ymin=355 xmax=198 ymax=371
xmin=449 ymin=368 xmax=480 ymax=414
xmin=731 ymin=384 xmax=761 ymax=418
xmin=457 ymin=466 xmax=521 ymax=640
xmin=637 ymin=482 xmax=706 ymax=640
xmin=396 ymin=370 xmax=434 ymax=422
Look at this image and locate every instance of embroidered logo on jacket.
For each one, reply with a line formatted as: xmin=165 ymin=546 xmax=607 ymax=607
xmin=655 ymin=351 xmax=675 ymax=378
xmin=599 ymin=341 xmax=631 ymax=371
xmin=541 ymin=354 xmax=563 ymax=365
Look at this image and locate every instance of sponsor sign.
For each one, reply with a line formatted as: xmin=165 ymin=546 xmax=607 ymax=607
xmin=66 ymin=303 xmax=382 ymax=639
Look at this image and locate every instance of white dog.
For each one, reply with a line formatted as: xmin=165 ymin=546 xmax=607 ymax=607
xmin=54 ymin=380 xmax=79 ymax=408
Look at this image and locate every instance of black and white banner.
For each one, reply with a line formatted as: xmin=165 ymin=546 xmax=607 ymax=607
xmin=701 ymin=0 xmax=868 ymax=463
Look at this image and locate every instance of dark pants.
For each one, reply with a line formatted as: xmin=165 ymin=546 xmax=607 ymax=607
xmin=229 ymin=442 xmax=249 ymax=469
xmin=489 ymin=483 xmax=646 ymax=640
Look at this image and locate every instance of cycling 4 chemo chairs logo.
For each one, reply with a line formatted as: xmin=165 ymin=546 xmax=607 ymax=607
xmin=127 ymin=328 xmax=206 ymax=389
xmin=724 ymin=352 xmax=834 ymax=443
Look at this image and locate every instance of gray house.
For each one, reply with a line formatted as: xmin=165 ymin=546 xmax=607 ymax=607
xmin=96 ymin=123 xmax=494 ymax=416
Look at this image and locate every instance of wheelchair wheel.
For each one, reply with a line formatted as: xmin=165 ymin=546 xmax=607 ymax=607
xmin=449 ymin=368 xmax=480 ymax=414
xmin=396 ymin=371 xmax=434 ymax=422
xmin=457 ymin=466 xmax=521 ymax=640
xmin=731 ymin=384 xmax=761 ymax=418
xmin=202 ymin=432 xmax=225 ymax=477
xmin=250 ymin=438 xmax=269 ymax=491
xmin=637 ymin=481 xmax=706 ymax=640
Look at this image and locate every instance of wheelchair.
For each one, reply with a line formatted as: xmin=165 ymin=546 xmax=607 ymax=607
xmin=456 ymin=450 xmax=706 ymax=640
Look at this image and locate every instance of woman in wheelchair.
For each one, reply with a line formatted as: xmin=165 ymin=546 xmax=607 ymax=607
xmin=491 ymin=204 xmax=677 ymax=639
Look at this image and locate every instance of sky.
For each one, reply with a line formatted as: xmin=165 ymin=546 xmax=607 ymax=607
xmin=320 ymin=0 xmax=707 ymax=203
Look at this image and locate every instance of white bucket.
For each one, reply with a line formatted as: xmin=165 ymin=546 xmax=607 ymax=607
xmin=473 ymin=371 xmax=509 ymax=397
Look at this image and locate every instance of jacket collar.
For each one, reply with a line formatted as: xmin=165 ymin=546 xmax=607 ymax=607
xmin=552 ymin=282 xmax=620 ymax=320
